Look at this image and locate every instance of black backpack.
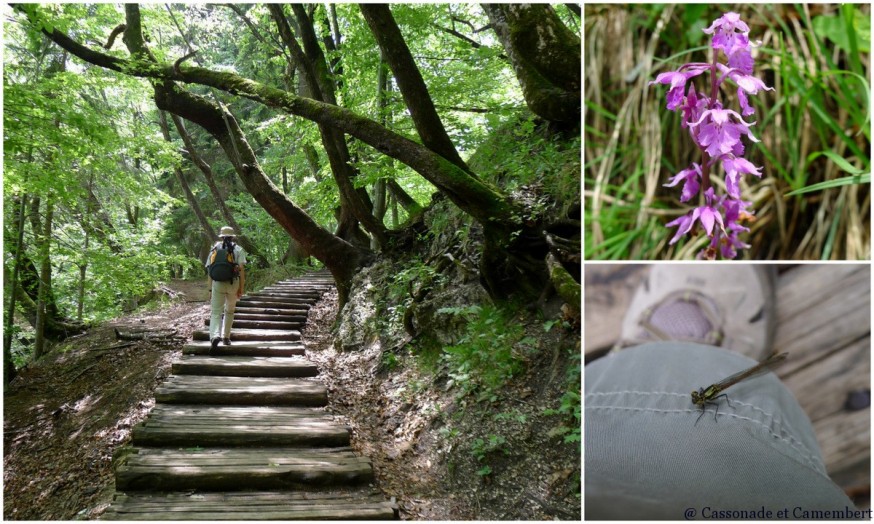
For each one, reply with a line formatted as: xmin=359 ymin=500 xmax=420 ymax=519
xmin=208 ymin=240 xmax=239 ymax=282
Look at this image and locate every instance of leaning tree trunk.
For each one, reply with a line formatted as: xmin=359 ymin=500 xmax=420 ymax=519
xmin=483 ymin=4 xmax=581 ymax=124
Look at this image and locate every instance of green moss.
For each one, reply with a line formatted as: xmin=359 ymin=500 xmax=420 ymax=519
xmin=548 ymin=255 xmax=580 ymax=310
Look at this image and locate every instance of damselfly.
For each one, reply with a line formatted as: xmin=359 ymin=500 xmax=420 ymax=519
xmin=691 ymin=352 xmax=788 ymax=425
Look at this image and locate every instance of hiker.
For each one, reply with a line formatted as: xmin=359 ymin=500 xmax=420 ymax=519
xmin=205 ymin=226 xmax=247 ymax=351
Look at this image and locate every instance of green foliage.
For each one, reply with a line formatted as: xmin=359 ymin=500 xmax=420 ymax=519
xmin=225 ymin=193 xmax=293 ymax=265
xmin=470 ymin=433 xmax=509 ymax=476
xmin=470 ymin=434 xmax=508 ymax=460
xmin=469 ymin=113 xmax=581 ymax=221
xmin=438 ymin=304 xmax=536 ymax=402
xmin=544 ymin=352 xmax=581 ymax=444
xmin=494 ymin=409 xmax=528 ymax=424
xmin=812 ymin=8 xmax=871 ymax=53
xmin=380 ymin=351 xmax=400 ymax=371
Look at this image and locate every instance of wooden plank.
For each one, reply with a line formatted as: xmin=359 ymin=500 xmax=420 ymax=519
xmin=110 ymin=489 xmax=387 ymax=504
xmin=774 ymin=265 xmax=870 ymax=364
xmin=783 ymin=336 xmax=869 ymax=491
xmin=232 ymin=320 xmax=304 ymax=330
xmin=233 ymin=306 xmax=310 ymax=316
xmin=202 ymin=318 xmax=306 ymax=330
xmin=183 ymin=342 xmax=305 ymax=357
xmin=237 ymin=299 xmax=313 ymax=309
xmin=115 ymin=448 xmax=373 ymax=491
xmin=782 ymin=336 xmax=870 ymax=422
xmin=155 ymin=376 xmax=328 ymax=406
xmin=123 ymin=447 xmax=357 ymax=458
xmin=248 ymin=292 xmax=323 ymax=300
xmin=815 ymin=409 xmax=870 ymax=488
xmin=232 ymin=312 xmax=308 ymax=321
xmin=147 ymin=405 xmax=332 ymax=418
xmin=192 ymin=328 xmax=301 ymax=342
xmin=172 ymin=355 xmax=318 ymax=377
xmin=132 ymin=420 xmax=350 ymax=447
xmin=103 ymin=505 xmax=395 ymax=520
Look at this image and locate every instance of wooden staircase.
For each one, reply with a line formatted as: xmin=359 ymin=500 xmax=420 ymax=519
xmin=102 ymin=272 xmax=397 ymax=520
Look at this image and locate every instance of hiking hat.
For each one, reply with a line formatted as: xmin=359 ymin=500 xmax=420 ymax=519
xmin=219 ymin=226 xmax=236 ymax=237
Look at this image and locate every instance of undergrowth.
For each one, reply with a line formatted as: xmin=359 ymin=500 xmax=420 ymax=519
xmin=437 ymin=304 xmax=536 ymax=403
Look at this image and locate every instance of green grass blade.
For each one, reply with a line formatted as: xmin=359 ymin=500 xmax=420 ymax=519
xmin=785 ymin=174 xmax=870 ymax=196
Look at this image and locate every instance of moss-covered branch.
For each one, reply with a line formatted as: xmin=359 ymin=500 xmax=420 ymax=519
xmin=546 ymin=253 xmax=580 ymax=312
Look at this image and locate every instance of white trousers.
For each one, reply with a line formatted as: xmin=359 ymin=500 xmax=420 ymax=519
xmin=209 ymin=279 xmax=240 ymax=340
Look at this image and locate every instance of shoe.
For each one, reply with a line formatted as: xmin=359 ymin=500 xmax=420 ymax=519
xmin=616 ymin=264 xmax=775 ymax=358
xmin=210 ymin=337 xmax=220 ymax=354
xmin=223 ymin=337 xmax=231 ymax=346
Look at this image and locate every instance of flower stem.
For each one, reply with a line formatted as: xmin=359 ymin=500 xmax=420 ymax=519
xmin=702 ymin=49 xmax=720 ymax=195
xmin=710 ymin=49 xmax=719 ymax=105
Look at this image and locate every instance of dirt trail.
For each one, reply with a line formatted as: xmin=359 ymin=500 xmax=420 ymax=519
xmin=3 ymin=280 xmax=208 ymax=520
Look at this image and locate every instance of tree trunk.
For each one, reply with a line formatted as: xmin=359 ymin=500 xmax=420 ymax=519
xmin=371 ymin=49 xmax=390 ymax=249
xmin=15 ymin=284 xmax=86 ymax=339
xmin=77 ymin=229 xmax=87 ymax=322
xmin=359 ymin=4 xmax=470 ymax=173
xmin=17 ymin=243 xmax=62 ymax=322
xmin=158 ymin=111 xmax=216 ymax=243
xmin=77 ymin=174 xmax=96 ymax=321
xmin=4 ymin=196 xmax=27 ymax=385
xmin=83 ymin=185 xmax=123 ymax=253
xmin=387 ymin=179 xmax=423 ymax=216
xmin=270 ymin=4 xmax=386 ymax=248
xmin=483 ymin=4 xmax=581 ymax=124
xmin=34 ymin=198 xmax=54 ymax=359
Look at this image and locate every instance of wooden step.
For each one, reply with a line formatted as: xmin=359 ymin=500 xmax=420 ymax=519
xmin=249 ymin=291 xmax=323 ymax=299
xmin=192 ymin=329 xmax=300 ymax=342
xmin=237 ymin=299 xmax=312 ymax=310
xmin=203 ymin=318 xmax=304 ymax=330
xmin=155 ymin=375 xmax=327 ymax=406
xmin=261 ymin=287 xmax=331 ymax=294
xmin=241 ymin=294 xmax=319 ymax=303
xmin=270 ymin=280 xmax=333 ymax=285
xmin=132 ymin=405 xmax=350 ymax=447
xmin=232 ymin=313 xmax=308 ymax=322
xmin=183 ymin=342 xmax=305 ymax=357
xmin=101 ymin=489 xmax=397 ymax=520
xmin=232 ymin=306 xmax=310 ymax=316
xmin=172 ymin=355 xmax=318 ymax=377
xmin=115 ymin=448 xmax=373 ymax=491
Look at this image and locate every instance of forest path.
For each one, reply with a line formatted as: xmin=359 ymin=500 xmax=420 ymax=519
xmin=102 ymin=272 xmax=398 ymax=520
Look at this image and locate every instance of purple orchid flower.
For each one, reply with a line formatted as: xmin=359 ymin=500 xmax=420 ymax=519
xmin=664 ymin=163 xmax=702 ymax=202
xmin=720 ymin=155 xmax=763 ymax=198
xmin=649 ymin=64 xmax=710 ymax=110
xmin=690 ymin=105 xmax=759 ymax=157
xmin=650 ymin=12 xmax=769 ymax=258
xmin=666 ymin=188 xmax=725 ymax=245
